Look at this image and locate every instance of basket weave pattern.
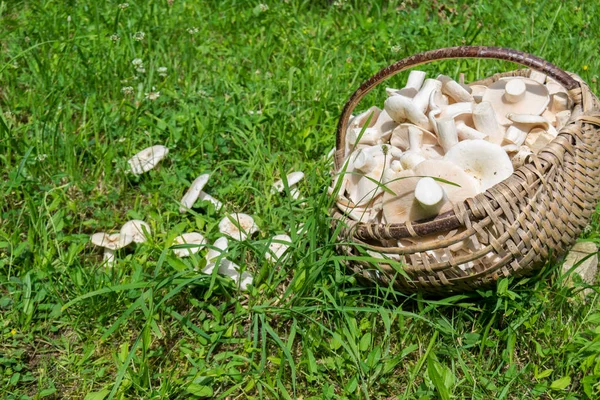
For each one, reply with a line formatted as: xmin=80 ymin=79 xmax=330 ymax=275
xmin=332 ymin=47 xmax=600 ymax=294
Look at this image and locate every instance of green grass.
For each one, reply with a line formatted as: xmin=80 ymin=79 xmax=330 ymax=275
xmin=2 ymin=0 xmax=600 ymax=398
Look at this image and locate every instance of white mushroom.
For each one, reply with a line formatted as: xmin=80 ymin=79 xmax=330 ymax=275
xmin=120 ymin=220 xmax=151 ymax=243
xmin=272 ymin=171 xmax=305 ymax=195
xmin=435 ymin=118 xmax=459 ymax=152
xmin=384 ymin=94 xmax=431 ymax=129
xmin=172 ymin=232 xmax=206 ymax=257
xmin=180 ymin=174 xmax=222 ymax=213
xmin=386 ymin=70 xmax=427 ymax=98
xmin=203 ymin=237 xmax=229 ymax=274
xmin=481 ymin=77 xmax=549 ymax=125
xmin=437 ymin=75 xmax=474 ymax=103
xmin=265 ymin=234 xmax=292 ymax=264
xmin=472 ymin=102 xmax=503 ymax=145
xmin=346 ymin=145 xmax=391 ymax=205
xmin=217 ymin=259 xmax=253 ymax=291
xmin=128 ymin=145 xmax=169 ymax=175
xmin=390 ymin=124 xmax=443 ymax=169
xmin=219 ymin=213 xmax=258 ymax=241
xmin=346 ymin=109 xmax=398 ymax=146
xmin=414 ymin=177 xmax=446 ymax=217
xmin=443 ymin=140 xmax=514 ymax=191
xmin=90 ymin=232 xmax=134 ymax=266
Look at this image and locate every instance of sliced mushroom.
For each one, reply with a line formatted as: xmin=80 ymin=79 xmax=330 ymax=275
xmin=172 ymin=232 xmax=206 ymax=257
xmin=219 ymin=213 xmax=258 ymax=241
xmin=128 ymin=145 xmax=169 ymax=175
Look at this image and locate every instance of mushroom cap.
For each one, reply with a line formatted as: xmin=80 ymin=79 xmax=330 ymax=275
xmin=128 ymin=145 xmax=169 ymax=175
xmin=219 ymin=213 xmax=258 ymax=241
xmin=217 ymin=259 xmax=253 ymax=291
xmin=203 ymin=237 xmax=229 ymax=274
xmin=272 ymin=171 xmax=305 ymax=193
xmin=443 ymin=139 xmax=514 ymax=191
xmin=172 ymin=232 xmax=207 ymax=257
xmin=179 ymin=174 xmax=210 ymax=213
xmin=205 ymin=237 xmax=229 ymax=262
xmin=413 ymin=160 xmax=480 ymax=204
xmin=265 ymin=234 xmax=292 ymax=263
xmin=120 ymin=220 xmax=151 ymax=243
xmin=390 ymin=123 xmax=438 ymax=150
xmin=482 ymin=77 xmax=549 ymax=125
xmin=381 ymin=169 xmax=422 ymax=224
xmin=197 ymin=192 xmax=223 ymax=209
xmin=90 ymin=232 xmax=133 ymax=250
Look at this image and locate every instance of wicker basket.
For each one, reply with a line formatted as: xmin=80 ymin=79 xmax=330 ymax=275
xmin=332 ymin=46 xmax=600 ymax=295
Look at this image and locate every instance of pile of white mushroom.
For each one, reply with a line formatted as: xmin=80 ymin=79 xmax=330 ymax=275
xmin=333 ymin=69 xmax=571 ymax=226
xmin=90 ymin=146 xmax=297 ymax=291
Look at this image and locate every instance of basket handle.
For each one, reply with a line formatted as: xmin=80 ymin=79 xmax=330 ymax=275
xmin=335 ymin=46 xmax=580 ymax=169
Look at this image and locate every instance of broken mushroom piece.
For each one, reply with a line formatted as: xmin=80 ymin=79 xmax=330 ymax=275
xmin=386 ymin=70 xmax=427 ymax=98
xmin=443 ymin=139 xmax=514 ymax=191
xmin=384 ymin=93 xmax=432 ymax=130
xmin=128 ymin=145 xmax=169 ymax=175
xmin=120 ymin=220 xmax=151 ymax=243
xmin=90 ymin=232 xmax=133 ymax=266
xmin=265 ymin=234 xmax=292 ymax=264
xmin=219 ymin=213 xmax=258 ymax=241
xmin=172 ymin=232 xmax=207 ymax=257
xmin=437 ymin=75 xmax=474 ymax=103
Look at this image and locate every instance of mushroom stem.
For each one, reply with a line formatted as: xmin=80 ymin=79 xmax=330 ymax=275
xmin=456 ymin=121 xmax=487 ymax=140
xmin=198 ymin=192 xmax=223 ymax=209
xmin=413 ymin=79 xmax=442 ymax=113
xmin=504 ymin=125 xmax=528 ymax=147
xmin=103 ymin=249 xmax=116 ymax=266
xmin=414 ymin=177 xmax=446 ymax=218
xmin=529 ymin=70 xmax=547 ymax=83
xmin=504 ymin=79 xmax=526 ymax=103
xmin=405 ymin=70 xmax=427 ymax=91
xmin=550 ymin=93 xmax=569 ymax=113
xmin=399 ymin=152 xmax=426 ymax=170
xmin=353 ymin=150 xmax=377 ymax=173
xmin=438 ymin=75 xmax=474 ymax=103
xmin=473 ymin=102 xmax=504 ymax=145
xmin=407 ymin=125 xmax=423 ymax=151
xmin=436 ymin=118 xmax=459 ymax=152
xmin=384 ymin=95 xmax=431 ymax=129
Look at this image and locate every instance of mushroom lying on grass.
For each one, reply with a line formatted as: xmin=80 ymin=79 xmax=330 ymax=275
xmin=128 ymin=145 xmax=169 ymax=175
xmin=265 ymin=234 xmax=292 ymax=264
xmin=272 ymin=171 xmax=305 ymax=200
xmin=219 ymin=213 xmax=258 ymax=241
xmin=179 ymin=173 xmax=223 ymax=213
xmin=171 ymin=232 xmax=207 ymax=257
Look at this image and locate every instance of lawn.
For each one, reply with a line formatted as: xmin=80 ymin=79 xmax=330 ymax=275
xmin=2 ymin=0 xmax=600 ymax=399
